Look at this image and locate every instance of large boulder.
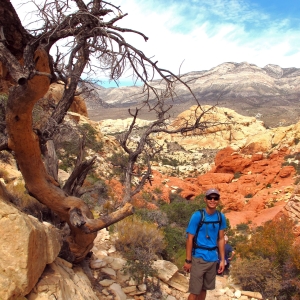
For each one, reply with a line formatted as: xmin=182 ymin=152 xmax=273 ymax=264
xmin=0 ymin=200 xmax=62 ymax=300
xmin=43 ymin=83 xmax=88 ymax=117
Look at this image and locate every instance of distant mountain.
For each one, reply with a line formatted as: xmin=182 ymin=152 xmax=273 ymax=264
xmin=86 ymin=62 xmax=300 ymax=127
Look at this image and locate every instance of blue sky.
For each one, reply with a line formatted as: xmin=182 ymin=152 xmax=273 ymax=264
xmin=101 ymin=0 xmax=300 ymax=87
xmin=11 ymin=0 xmax=300 ymax=87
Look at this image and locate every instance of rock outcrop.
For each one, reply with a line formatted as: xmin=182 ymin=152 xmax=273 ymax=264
xmin=0 ymin=200 xmax=62 ymax=300
xmin=42 ymin=82 xmax=88 ymax=117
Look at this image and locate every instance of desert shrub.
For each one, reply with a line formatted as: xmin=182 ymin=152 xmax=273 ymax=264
xmin=193 ymin=194 xmax=205 ymax=203
xmin=54 ymin=122 xmax=103 ymax=172
xmin=160 ymin=156 xmax=180 ymax=167
xmin=78 ymin=123 xmax=103 ymax=152
xmin=161 ymin=225 xmax=186 ymax=266
xmin=114 ymin=216 xmax=165 ymax=254
xmin=237 ymin=216 xmax=295 ymax=266
xmin=5 ymin=181 xmax=58 ymax=223
xmin=135 ymin=208 xmax=168 ymax=227
xmin=6 ymin=182 xmax=36 ymax=208
xmin=236 ymin=222 xmax=250 ymax=232
xmin=108 ymin=151 xmax=129 ymax=181
xmin=81 ymin=175 xmax=109 ymax=211
xmin=153 ymin=186 xmax=163 ymax=195
xmin=168 ymin=191 xmax=186 ymax=203
xmin=279 ymin=259 xmax=300 ymax=300
xmin=244 ymin=193 xmax=253 ymax=198
xmin=122 ymin=248 xmax=158 ymax=284
xmin=114 ymin=216 xmax=165 ymax=283
xmin=57 ymin=144 xmax=78 ymax=172
xmin=233 ymin=172 xmax=242 ymax=179
xmin=291 ymin=241 xmax=300 ymax=271
xmin=226 ymin=221 xmax=249 ymax=249
xmin=141 ymin=191 xmax=155 ymax=202
xmin=231 ymin=257 xmax=281 ymax=298
xmin=160 ymin=199 xmax=206 ymax=228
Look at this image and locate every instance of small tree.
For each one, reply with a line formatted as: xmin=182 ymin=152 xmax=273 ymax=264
xmin=114 ymin=216 xmax=165 ymax=283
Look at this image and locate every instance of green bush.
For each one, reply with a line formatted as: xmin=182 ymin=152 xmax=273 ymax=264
xmin=108 ymin=151 xmax=129 ymax=181
xmin=56 ymin=141 xmax=78 ymax=172
xmin=244 ymin=193 xmax=253 ymax=198
xmin=78 ymin=123 xmax=103 ymax=152
xmin=168 ymin=191 xmax=186 ymax=203
xmin=162 ymin=226 xmax=186 ymax=265
xmin=160 ymin=199 xmax=206 ymax=228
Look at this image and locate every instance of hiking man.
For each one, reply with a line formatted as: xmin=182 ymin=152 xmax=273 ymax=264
xmin=224 ymin=235 xmax=235 ymax=273
xmin=184 ymin=188 xmax=226 ymax=300
xmin=216 ymin=235 xmax=235 ymax=275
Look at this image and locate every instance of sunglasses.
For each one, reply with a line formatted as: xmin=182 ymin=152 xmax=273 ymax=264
xmin=206 ymin=196 xmax=220 ymax=201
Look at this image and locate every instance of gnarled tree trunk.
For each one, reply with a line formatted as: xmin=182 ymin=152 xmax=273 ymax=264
xmin=3 ymin=45 xmax=133 ymax=262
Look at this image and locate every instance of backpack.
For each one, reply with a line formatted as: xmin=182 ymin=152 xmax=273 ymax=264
xmin=192 ymin=209 xmax=222 ymax=254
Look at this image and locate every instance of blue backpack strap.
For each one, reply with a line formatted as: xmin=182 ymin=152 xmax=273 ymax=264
xmin=192 ymin=209 xmax=205 ymax=254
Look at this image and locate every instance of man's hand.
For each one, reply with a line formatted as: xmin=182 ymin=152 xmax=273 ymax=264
xmin=217 ymin=259 xmax=225 ymax=274
xmin=183 ymin=261 xmax=192 ymax=273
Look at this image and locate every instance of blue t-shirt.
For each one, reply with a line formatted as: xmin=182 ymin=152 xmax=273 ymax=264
xmin=186 ymin=210 xmax=227 ymax=262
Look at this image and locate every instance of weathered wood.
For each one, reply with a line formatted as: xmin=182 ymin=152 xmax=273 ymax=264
xmin=44 ymin=140 xmax=58 ymax=182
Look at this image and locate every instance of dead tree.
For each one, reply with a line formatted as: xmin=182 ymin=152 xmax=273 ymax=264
xmin=0 ymin=0 xmax=199 ymax=262
xmin=117 ymin=87 xmax=228 ymax=204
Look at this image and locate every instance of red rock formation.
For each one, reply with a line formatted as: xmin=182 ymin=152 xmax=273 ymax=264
xmin=137 ymin=147 xmax=296 ymax=229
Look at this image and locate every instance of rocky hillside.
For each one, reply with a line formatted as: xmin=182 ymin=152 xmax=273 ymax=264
xmin=87 ymin=62 xmax=300 ymax=128
xmin=98 ymin=106 xmax=300 ymax=236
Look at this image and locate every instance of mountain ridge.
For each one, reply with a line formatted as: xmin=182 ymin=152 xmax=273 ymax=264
xmin=86 ymin=61 xmax=300 ymax=127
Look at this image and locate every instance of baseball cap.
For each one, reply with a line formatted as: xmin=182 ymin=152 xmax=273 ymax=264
xmin=205 ymin=188 xmax=220 ymax=196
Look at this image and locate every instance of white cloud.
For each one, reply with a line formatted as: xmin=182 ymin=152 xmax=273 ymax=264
xmin=113 ymin=0 xmax=300 ymax=78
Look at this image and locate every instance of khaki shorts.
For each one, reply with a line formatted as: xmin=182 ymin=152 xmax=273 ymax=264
xmin=188 ymin=257 xmax=217 ymax=295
